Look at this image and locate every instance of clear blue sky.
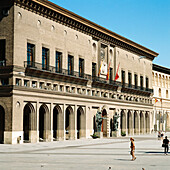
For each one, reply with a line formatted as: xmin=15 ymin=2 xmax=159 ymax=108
xmin=51 ymin=0 xmax=170 ymax=68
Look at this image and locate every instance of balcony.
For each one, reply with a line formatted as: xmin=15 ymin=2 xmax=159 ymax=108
xmin=121 ymin=83 xmax=153 ymax=95
xmin=92 ymin=76 xmax=153 ymax=95
xmin=92 ymin=76 xmax=121 ymax=91
xmin=24 ymin=61 xmax=91 ymax=85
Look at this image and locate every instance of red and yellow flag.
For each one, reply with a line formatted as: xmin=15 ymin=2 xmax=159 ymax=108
xmin=98 ymin=61 xmax=103 ymax=76
xmin=155 ymin=99 xmax=158 ymax=103
xmin=106 ymin=60 xmax=111 ymax=80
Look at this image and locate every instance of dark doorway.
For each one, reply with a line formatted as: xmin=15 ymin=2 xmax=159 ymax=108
xmin=53 ymin=107 xmax=59 ymax=140
xmin=39 ymin=106 xmax=45 ymax=140
xmin=77 ymin=109 xmax=81 ymax=139
xmin=93 ymin=115 xmax=96 ymax=134
xmin=0 ymin=106 xmax=5 ymax=144
xmin=23 ymin=104 xmax=31 ymax=141
xmin=65 ymin=107 xmax=70 ymax=138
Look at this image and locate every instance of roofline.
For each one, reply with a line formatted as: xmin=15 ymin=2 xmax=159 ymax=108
xmin=153 ymin=64 xmax=170 ymax=75
xmin=15 ymin=0 xmax=159 ymax=59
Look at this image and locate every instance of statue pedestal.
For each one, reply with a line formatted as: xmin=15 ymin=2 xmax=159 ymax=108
xmin=112 ymin=131 xmax=119 ymax=137
xmin=95 ymin=132 xmax=103 ymax=138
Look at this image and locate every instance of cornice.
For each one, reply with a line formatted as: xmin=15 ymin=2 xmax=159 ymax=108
xmin=14 ymin=0 xmax=159 ymax=60
xmin=153 ymin=64 xmax=170 ymax=75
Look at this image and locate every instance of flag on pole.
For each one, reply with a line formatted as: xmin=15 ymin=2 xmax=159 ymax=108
xmin=155 ymin=98 xmax=158 ymax=103
xmin=114 ymin=62 xmax=120 ymax=81
xmin=106 ymin=59 xmax=111 ymax=80
xmin=98 ymin=60 xmax=103 ymax=76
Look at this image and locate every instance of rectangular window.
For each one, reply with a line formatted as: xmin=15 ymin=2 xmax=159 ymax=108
xmin=140 ymin=76 xmax=143 ymax=90
xmin=27 ymin=43 xmax=35 ymax=66
xmin=92 ymin=63 xmax=96 ymax=78
xmin=24 ymin=80 xmax=29 ymax=87
xmin=79 ymin=58 xmax=84 ymax=77
xmin=56 ymin=51 xmax=62 ymax=73
xmin=128 ymin=72 xmax=132 ymax=87
xmin=42 ymin=47 xmax=49 ymax=70
xmin=0 ymin=39 xmax=6 ymax=66
xmin=146 ymin=77 xmax=149 ymax=89
xmin=134 ymin=74 xmax=138 ymax=88
xmin=68 ymin=55 xmax=73 ymax=75
xmin=121 ymin=70 xmax=125 ymax=85
xmin=1 ymin=78 xmax=8 ymax=86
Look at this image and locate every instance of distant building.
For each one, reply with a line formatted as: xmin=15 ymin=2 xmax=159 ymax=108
xmin=152 ymin=64 xmax=170 ymax=132
xmin=0 ymin=0 xmax=158 ymax=144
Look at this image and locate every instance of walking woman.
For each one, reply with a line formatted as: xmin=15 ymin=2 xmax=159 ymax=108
xmin=130 ymin=137 xmax=136 ymax=161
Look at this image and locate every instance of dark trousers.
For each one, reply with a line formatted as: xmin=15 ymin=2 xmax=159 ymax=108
xmin=164 ymin=145 xmax=169 ymax=154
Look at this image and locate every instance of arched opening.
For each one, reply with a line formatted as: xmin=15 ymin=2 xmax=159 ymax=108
xmin=145 ymin=112 xmax=150 ymax=133
xmin=0 ymin=105 xmax=5 ymax=144
xmin=159 ymin=88 xmax=161 ymax=97
xmin=23 ymin=104 xmax=32 ymax=142
xmin=140 ymin=112 xmax=144 ymax=134
xmin=120 ymin=110 xmax=126 ymax=135
xmin=127 ymin=111 xmax=132 ymax=134
xmin=102 ymin=109 xmax=107 ymax=137
xmin=53 ymin=106 xmax=60 ymax=141
xmin=134 ymin=111 xmax=138 ymax=134
xmin=77 ymin=107 xmax=85 ymax=139
xmin=110 ymin=118 xmax=113 ymax=137
xmin=93 ymin=115 xmax=96 ymax=134
xmin=65 ymin=106 xmax=73 ymax=140
xmin=39 ymin=104 xmax=49 ymax=141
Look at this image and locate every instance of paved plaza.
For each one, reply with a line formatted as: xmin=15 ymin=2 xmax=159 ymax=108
xmin=0 ymin=133 xmax=170 ymax=170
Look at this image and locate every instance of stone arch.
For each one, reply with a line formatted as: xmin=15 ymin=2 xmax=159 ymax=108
xmin=0 ymin=105 xmax=5 ymax=144
xmin=65 ymin=105 xmax=74 ymax=140
xmin=145 ymin=112 xmax=150 ymax=133
xmin=39 ymin=104 xmax=50 ymax=141
xmin=102 ymin=109 xmax=107 ymax=137
xmin=120 ymin=110 xmax=126 ymax=135
xmin=77 ymin=106 xmax=85 ymax=139
xmin=140 ymin=111 xmax=144 ymax=134
xmin=23 ymin=102 xmax=36 ymax=142
xmin=53 ymin=105 xmax=62 ymax=141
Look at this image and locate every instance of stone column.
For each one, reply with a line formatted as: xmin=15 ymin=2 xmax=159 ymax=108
xmin=30 ymin=103 xmax=38 ymax=143
xmin=37 ymin=102 xmax=39 ymax=142
xmin=60 ymin=104 xmax=65 ymax=141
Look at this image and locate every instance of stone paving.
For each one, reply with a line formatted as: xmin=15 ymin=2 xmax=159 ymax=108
xmin=0 ymin=133 xmax=170 ymax=170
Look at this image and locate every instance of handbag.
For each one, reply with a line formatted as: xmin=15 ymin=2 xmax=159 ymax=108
xmin=162 ymin=143 xmax=165 ymax=147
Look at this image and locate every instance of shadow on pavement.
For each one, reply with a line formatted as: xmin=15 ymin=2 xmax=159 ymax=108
xmin=115 ymin=159 xmax=131 ymax=161
xmin=145 ymin=151 xmax=164 ymax=154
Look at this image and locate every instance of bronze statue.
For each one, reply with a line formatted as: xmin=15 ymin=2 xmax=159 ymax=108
xmin=96 ymin=111 xmax=107 ymax=132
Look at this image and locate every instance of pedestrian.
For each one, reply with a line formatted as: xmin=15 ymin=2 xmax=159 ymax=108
xmin=163 ymin=136 xmax=169 ymax=155
xmin=130 ymin=137 xmax=136 ymax=161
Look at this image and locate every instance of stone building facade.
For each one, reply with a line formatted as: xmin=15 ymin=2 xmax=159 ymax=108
xmin=0 ymin=0 xmax=158 ymax=144
xmin=152 ymin=64 xmax=170 ymax=132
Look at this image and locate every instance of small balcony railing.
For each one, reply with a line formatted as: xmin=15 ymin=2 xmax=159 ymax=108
xmin=24 ymin=61 xmax=91 ymax=80
xmin=0 ymin=60 xmax=6 ymax=66
xmin=121 ymin=82 xmax=153 ymax=93
xmin=92 ymin=76 xmax=122 ymax=87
